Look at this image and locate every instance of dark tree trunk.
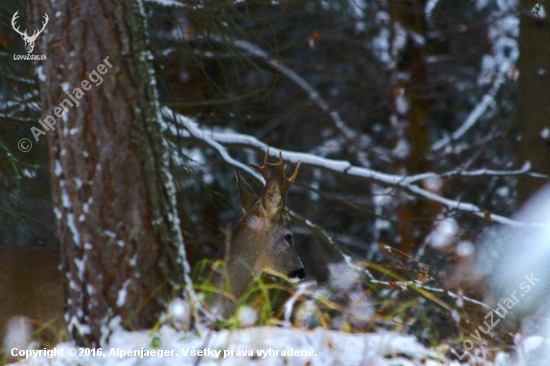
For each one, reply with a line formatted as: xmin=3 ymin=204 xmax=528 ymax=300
xmin=514 ymin=2 xmax=550 ymax=203
xmin=25 ymin=0 xmax=190 ymax=346
xmin=388 ymin=0 xmax=434 ymax=259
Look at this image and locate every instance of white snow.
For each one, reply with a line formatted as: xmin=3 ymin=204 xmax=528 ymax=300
xmin=392 ymin=138 xmax=410 ymax=159
xmin=395 ymin=91 xmax=409 ymax=114
xmin=425 ymin=0 xmax=440 ymax=19
xmin=423 ymin=177 xmax=443 ymax=193
xmin=534 ymin=5 xmax=547 ymax=18
xmin=540 ymin=127 xmax=550 ymax=140
xmin=22 ymin=169 xmax=37 ymax=178
xmin=74 ymin=256 xmax=86 ymax=280
xmin=237 ymin=306 xmax=258 ymax=328
xmin=54 ymin=161 xmax=63 ymax=176
xmin=36 ymin=66 xmax=46 ymax=82
xmin=167 ymin=298 xmax=190 ymax=331
xmin=456 ymin=241 xmax=475 ymax=257
xmin=104 ymin=230 xmax=116 ymax=239
xmin=116 ymin=280 xmax=131 ymax=307
xmin=425 ymin=216 xmax=458 ymax=248
xmin=522 ymin=335 xmax=543 ymax=354
xmin=3 ymin=316 xmax=32 ymax=351
xmin=74 ymin=178 xmax=83 ymax=189
xmin=61 ymin=82 xmax=70 ymax=93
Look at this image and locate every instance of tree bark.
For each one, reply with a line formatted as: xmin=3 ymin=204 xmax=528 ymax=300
xmin=388 ymin=0 xmax=434 ymax=259
xmin=26 ymin=0 xmax=190 ymax=346
xmin=514 ymin=2 xmax=550 ymax=203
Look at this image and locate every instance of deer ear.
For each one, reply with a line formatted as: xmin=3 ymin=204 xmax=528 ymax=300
xmin=260 ymin=176 xmax=284 ymax=218
xmin=236 ymin=171 xmax=259 ymax=213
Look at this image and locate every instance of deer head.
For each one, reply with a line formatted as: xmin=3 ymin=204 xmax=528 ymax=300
xmin=214 ymin=149 xmax=305 ymax=313
xmin=12 ymin=11 xmax=48 ymax=54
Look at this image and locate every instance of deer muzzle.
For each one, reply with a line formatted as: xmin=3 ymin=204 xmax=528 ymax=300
xmin=288 ymin=268 xmax=306 ymax=283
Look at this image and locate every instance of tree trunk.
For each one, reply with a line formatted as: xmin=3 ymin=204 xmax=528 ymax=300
xmin=26 ymin=0 xmax=190 ymax=346
xmin=514 ymin=2 xmax=550 ymax=203
xmin=388 ymin=0 xmax=434 ymax=260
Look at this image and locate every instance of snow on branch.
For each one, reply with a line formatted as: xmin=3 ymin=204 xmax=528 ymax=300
xmin=161 ymin=107 xmax=545 ymax=227
xmin=164 ymin=30 xmax=359 ymax=147
xmin=161 ymin=108 xmax=264 ymax=183
xmin=230 ymin=39 xmax=357 ymax=142
xmin=431 ymin=69 xmax=506 ymax=151
xmin=144 ymin=0 xmax=185 ymax=7
xmin=424 ymin=0 xmax=440 ymax=20
xmin=401 ymin=162 xmax=545 ymax=184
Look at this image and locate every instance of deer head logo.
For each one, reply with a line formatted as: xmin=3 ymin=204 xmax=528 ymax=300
xmin=11 ymin=11 xmax=49 ymax=54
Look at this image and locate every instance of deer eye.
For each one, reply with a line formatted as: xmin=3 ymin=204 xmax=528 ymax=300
xmin=284 ymin=234 xmax=293 ymax=245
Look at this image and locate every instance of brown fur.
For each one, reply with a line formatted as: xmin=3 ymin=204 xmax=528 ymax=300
xmin=210 ymin=170 xmax=304 ymax=315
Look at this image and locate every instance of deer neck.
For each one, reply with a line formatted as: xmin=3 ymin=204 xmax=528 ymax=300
xmin=212 ymin=222 xmax=264 ymax=314
xmin=225 ymin=224 xmax=264 ymax=298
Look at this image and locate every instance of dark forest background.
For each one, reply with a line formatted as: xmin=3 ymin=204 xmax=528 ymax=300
xmin=0 ymin=0 xmax=549 ymax=360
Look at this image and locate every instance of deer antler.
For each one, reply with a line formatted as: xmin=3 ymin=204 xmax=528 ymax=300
xmin=266 ymin=151 xmax=301 ymax=204
xmin=250 ymin=148 xmax=272 ymax=182
xmin=251 ymin=149 xmax=301 ymax=204
xmin=11 ymin=11 xmax=27 ymax=37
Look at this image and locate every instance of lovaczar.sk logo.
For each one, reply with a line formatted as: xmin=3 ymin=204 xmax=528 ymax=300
xmin=11 ymin=10 xmax=48 ymax=61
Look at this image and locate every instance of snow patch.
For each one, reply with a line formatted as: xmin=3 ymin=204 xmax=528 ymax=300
xmin=425 ymin=216 xmax=458 ymax=248
xmin=541 ymin=127 xmax=550 ymax=140
xmin=237 ymin=306 xmax=258 ymax=327
xmin=61 ymin=82 xmax=70 ymax=93
xmin=116 ymin=280 xmax=131 ymax=307
xmin=55 ymin=160 xmax=63 ymax=176
xmin=36 ymin=66 xmax=46 ymax=82
xmin=523 ymin=335 xmax=543 ymax=354
xmin=456 ymin=240 xmax=475 ymax=257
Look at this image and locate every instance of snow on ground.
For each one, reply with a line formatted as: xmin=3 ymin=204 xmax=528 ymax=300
xmin=11 ymin=326 xmax=451 ymax=366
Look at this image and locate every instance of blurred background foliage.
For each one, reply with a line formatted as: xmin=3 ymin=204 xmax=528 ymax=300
xmin=1 ymin=0 xmax=548 ymax=355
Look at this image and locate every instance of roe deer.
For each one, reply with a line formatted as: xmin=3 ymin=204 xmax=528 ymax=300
xmin=211 ymin=149 xmax=306 ymax=315
xmin=0 ymin=246 xmax=63 ymax=350
xmin=0 ymin=150 xmax=305 ymax=345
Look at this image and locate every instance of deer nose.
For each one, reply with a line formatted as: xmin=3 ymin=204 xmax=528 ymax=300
xmin=288 ymin=268 xmax=306 ymax=282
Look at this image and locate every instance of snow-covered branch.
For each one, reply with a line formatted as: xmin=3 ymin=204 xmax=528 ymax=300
xmin=431 ymin=70 xmax=506 ymax=151
xmin=161 ymin=108 xmax=546 ymax=227
xmin=158 ymin=29 xmax=359 ymax=149
xmin=402 ymin=162 xmax=545 ymax=184
xmin=230 ymin=39 xmax=357 ymax=142
xmin=145 ymin=0 xmax=184 ymax=8
xmin=162 ymin=109 xmax=264 ymax=183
